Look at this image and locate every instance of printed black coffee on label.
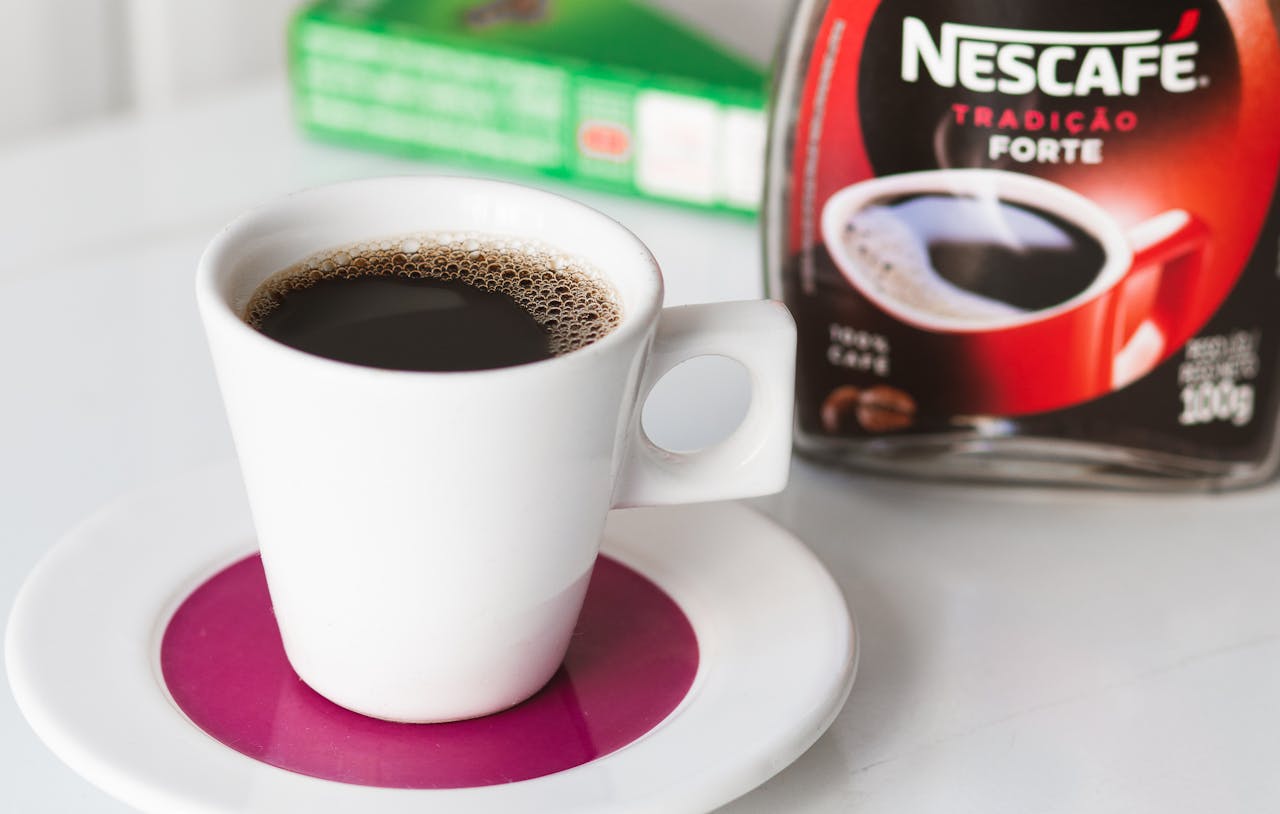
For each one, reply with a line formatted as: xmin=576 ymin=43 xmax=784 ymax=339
xmin=766 ymin=0 xmax=1280 ymax=487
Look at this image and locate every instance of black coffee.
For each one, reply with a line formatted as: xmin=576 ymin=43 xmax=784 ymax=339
xmin=890 ymin=193 xmax=1106 ymax=312
xmin=838 ymin=193 xmax=1108 ymax=321
xmin=245 ymin=235 xmax=621 ymax=371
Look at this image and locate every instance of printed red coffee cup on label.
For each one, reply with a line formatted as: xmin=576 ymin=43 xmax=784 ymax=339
xmin=820 ymin=169 xmax=1209 ymax=415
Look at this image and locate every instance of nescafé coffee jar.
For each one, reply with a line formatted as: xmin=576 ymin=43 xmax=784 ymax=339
xmin=765 ymin=0 xmax=1280 ymax=488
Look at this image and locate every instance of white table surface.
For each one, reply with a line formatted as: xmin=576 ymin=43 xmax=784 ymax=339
xmin=3 ymin=80 xmax=1280 ymax=814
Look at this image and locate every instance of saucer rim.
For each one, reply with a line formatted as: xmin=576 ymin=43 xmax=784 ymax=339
xmin=6 ymin=463 xmax=857 ymax=814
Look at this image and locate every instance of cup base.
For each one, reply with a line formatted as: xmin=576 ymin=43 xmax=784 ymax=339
xmin=161 ymin=553 xmax=697 ymax=788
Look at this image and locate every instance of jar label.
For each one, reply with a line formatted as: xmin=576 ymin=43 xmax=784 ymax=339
xmin=779 ymin=0 xmax=1280 ymax=465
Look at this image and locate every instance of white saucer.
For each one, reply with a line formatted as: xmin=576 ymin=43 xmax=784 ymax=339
xmin=6 ymin=463 xmax=856 ymax=814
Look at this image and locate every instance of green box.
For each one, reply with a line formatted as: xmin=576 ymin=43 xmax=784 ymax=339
xmin=289 ymin=0 xmax=769 ymax=213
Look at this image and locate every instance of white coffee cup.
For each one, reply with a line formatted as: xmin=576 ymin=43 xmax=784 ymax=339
xmin=195 ymin=176 xmax=795 ymax=723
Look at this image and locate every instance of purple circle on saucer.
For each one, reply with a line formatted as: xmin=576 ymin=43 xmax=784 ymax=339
xmin=160 ymin=554 xmax=698 ymax=789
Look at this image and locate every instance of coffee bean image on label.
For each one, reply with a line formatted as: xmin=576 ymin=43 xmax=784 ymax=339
xmin=821 ymin=385 xmax=863 ymax=434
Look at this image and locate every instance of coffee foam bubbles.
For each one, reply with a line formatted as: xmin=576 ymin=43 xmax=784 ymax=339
xmin=839 ymin=198 xmax=1037 ymax=323
xmin=245 ymin=232 xmax=622 ymax=356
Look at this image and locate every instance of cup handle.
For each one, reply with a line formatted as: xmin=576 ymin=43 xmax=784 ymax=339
xmin=1111 ymin=210 xmax=1210 ymax=389
xmin=611 ymin=300 xmax=796 ymax=508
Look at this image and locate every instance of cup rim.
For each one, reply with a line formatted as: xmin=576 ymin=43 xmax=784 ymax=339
xmin=195 ymin=175 xmax=664 ymax=379
xmin=819 ymin=168 xmax=1132 ymax=333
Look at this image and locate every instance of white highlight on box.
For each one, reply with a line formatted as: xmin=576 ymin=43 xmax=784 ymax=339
xmin=636 ymin=91 xmax=764 ymax=208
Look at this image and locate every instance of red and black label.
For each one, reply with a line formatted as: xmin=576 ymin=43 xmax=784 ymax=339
xmin=780 ymin=0 xmax=1280 ymax=465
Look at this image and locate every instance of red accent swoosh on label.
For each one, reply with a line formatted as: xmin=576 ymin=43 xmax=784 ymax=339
xmin=1170 ymin=9 xmax=1200 ymax=41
